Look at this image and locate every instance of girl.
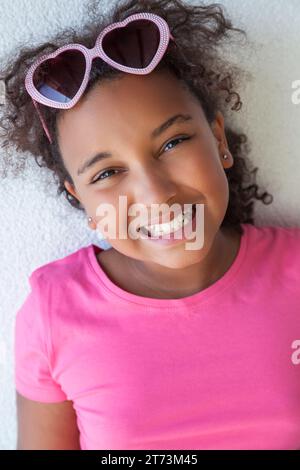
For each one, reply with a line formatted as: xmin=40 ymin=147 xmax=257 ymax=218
xmin=1 ymin=0 xmax=300 ymax=450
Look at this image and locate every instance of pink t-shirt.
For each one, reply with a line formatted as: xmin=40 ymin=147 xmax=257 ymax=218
xmin=14 ymin=222 xmax=300 ymax=450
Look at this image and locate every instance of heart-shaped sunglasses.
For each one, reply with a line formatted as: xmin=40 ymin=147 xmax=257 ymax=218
xmin=24 ymin=12 xmax=177 ymax=144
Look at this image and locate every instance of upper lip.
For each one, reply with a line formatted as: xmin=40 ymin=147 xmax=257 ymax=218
xmin=137 ymin=202 xmax=195 ymax=230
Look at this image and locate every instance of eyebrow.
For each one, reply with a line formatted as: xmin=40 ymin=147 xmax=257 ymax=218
xmin=77 ymin=113 xmax=193 ymax=176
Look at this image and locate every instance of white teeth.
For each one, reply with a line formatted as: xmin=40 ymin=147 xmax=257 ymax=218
xmin=142 ymin=206 xmax=194 ymax=236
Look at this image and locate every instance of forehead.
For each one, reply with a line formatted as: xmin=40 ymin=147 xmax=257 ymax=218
xmin=57 ymin=69 xmax=204 ymax=164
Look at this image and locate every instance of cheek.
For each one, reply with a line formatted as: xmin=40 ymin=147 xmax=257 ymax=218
xmin=178 ymin=150 xmax=229 ymax=195
xmin=91 ymin=195 xmax=133 ymax=241
xmin=181 ymin=152 xmax=230 ymax=223
xmin=93 ymin=197 xmax=119 ymax=237
xmin=204 ymin=165 xmax=230 ymax=225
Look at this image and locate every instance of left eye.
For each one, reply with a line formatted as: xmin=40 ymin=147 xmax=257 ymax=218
xmin=162 ymin=136 xmax=191 ymax=153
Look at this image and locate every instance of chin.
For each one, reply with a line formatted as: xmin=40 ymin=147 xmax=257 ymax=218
xmin=152 ymin=248 xmax=206 ymax=270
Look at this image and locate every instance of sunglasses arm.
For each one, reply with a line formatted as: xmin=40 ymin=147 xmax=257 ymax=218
xmin=32 ymin=98 xmax=53 ymax=144
xmin=169 ymin=32 xmax=177 ymax=45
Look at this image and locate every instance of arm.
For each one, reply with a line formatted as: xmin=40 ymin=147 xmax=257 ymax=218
xmin=16 ymin=391 xmax=81 ymax=450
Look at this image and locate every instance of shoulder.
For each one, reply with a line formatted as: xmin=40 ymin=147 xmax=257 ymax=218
xmin=16 ymin=245 xmax=94 ymax=324
xmin=243 ymin=222 xmax=300 ymax=252
xmin=28 ymin=244 xmax=94 ymax=288
xmin=243 ymin=223 xmax=300 ymax=287
xmin=16 ymin=244 xmax=98 ymax=340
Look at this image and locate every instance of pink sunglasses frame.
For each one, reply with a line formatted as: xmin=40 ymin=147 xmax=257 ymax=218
xmin=24 ymin=12 xmax=177 ymax=144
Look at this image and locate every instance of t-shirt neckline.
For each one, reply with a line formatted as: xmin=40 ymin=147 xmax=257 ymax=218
xmin=87 ymin=223 xmax=249 ymax=308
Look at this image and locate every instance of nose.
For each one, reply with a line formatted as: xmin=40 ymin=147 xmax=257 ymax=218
xmin=129 ymin=162 xmax=179 ymax=225
xmin=133 ymin=161 xmax=178 ymax=207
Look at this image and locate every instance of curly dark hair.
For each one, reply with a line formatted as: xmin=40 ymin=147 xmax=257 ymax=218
xmin=0 ymin=0 xmax=273 ymax=236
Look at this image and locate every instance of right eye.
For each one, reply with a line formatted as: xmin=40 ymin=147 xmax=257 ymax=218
xmin=90 ymin=169 xmax=120 ymax=184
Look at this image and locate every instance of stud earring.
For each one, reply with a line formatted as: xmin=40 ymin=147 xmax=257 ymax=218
xmin=223 ymin=153 xmax=229 ymax=160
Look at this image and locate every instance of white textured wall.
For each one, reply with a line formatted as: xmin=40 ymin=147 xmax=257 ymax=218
xmin=0 ymin=0 xmax=299 ymax=450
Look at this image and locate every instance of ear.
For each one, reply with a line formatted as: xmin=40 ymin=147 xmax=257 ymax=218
xmin=64 ymin=180 xmax=81 ymax=203
xmin=211 ymin=111 xmax=229 ymax=149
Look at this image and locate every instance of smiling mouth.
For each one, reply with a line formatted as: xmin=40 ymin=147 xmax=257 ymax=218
xmin=137 ymin=203 xmax=197 ymax=238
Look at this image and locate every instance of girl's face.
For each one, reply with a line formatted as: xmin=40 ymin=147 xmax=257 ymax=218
xmin=59 ymin=69 xmax=233 ymax=269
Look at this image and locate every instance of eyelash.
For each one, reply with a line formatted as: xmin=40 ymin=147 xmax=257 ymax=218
xmin=90 ymin=135 xmax=192 ymax=184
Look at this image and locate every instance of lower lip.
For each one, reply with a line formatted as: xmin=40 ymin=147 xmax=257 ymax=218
xmin=139 ymin=205 xmax=197 ymax=245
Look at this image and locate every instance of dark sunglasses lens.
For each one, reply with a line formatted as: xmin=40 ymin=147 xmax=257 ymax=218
xmin=102 ymin=19 xmax=160 ymax=69
xmin=33 ymin=50 xmax=86 ymax=103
